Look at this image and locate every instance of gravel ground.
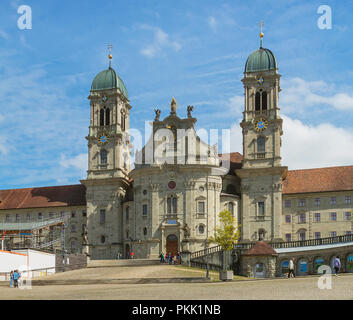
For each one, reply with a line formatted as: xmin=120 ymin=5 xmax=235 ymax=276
xmin=0 ymin=265 xmax=352 ymax=300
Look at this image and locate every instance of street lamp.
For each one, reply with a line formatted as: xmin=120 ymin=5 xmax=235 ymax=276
xmin=205 ymin=239 xmax=210 ymax=280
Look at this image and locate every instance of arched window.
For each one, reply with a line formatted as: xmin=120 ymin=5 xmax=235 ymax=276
xmin=167 ymin=196 xmax=177 ymax=214
xmin=101 ymin=235 xmax=106 ymax=244
xmin=257 ymin=136 xmax=265 ymax=153
xmin=228 ymin=202 xmax=234 ymax=216
xmin=71 ymin=241 xmax=77 ymax=252
xmin=262 ymin=91 xmax=267 ymax=110
xmin=105 ymin=108 xmax=110 ymax=125
xmin=100 ymin=149 xmax=107 ymax=164
xmin=121 ymin=111 xmax=126 ymax=131
xmin=255 ymin=92 xmax=261 ymax=111
xmin=258 ymin=229 xmax=265 ymax=241
xmin=100 ymin=109 xmax=105 ymax=126
xmin=126 ymin=207 xmax=129 ymax=221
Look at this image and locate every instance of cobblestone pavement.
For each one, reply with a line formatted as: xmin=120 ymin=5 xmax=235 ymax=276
xmin=0 ymin=265 xmax=352 ymax=300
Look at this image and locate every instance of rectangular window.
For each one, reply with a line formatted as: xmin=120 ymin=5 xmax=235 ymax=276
xmin=345 ymin=212 xmax=351 ymax=221
xmin=346 ymin=231 xmax=352 ymax=236
xmin=330 ymin=231 xmax=337 ymax=237
xmin=330 ymin=212 xmax=337 ymax=221
xmin=299 ymin=213 xmax=306 ymax=223
xmin=284 ymin=200 xmax=291 ymax=208
xmin=258 ymin=202 xmax=265 ymax=216
xmin=82 ymin=210 xmax=87 ymax=218
xmin=38 ymin=213 xmax=42 ymax=220
xmin=314 ymin=232 xmax=321 ymax=239
xmin=299 ymin=232 xmax=306 ymax=241
xmin=71 ymin=225 xmax=76 ymax=233
xmin=167 ymin=198 xmax=171 ymax=214
xmin=142 ymin=204 xmax=148 ymax=217
xmin=71 ymin=211 xmax=76 ymax=218
xmin=345 ymin=196 xmax=351 ymax=204
xmin=198 ymin=202 xmax=205 ymax=214
xmin=26 ymin=213 xmax=31 ymax=221
xmin=100 ymin=210 xmax=106 ymax=224
xmin=16 ymin=214 xmax=20 ymax=222
xmin=49 ymin=212 xmax=54 ymax=219
xmin=314 ymin=213 xmax=321 ymax=222
xmin=6 ymin=215 xmax=10 ymax=222
xmin=330 ymin=197 xmax=336 ymax=205
xmin=298 ymin=199 xmax=306 ymax=207
xmin=314 ymin=198 xmax=320 ymax=206
xmin=285 ymin=215 xmax=291 ymax=223
xmin=285 ymin=234 xmax=291 ymax=242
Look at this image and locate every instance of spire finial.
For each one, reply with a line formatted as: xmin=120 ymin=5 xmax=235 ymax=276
xmin=108 ymin=44 xmax=113 ymax=68
xmin=259 ymin=20 xmax=264 ymax=48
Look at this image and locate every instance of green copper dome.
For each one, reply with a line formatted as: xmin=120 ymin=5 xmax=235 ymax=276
xmin=91 ymin=67 xmax=128 ymax=99
xmin=245 ymin=47 xmax=277 ymax=73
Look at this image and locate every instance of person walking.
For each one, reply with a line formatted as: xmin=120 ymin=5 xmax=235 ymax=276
xmin=288 ymin=258 xmax=295 ymax=278
xmin=333 ymin=256 xmax=341 ymax=276
xmin=177 ymin=252 xmax=181 ymax=264
xmin=159 ymin=252 xmax=164 ymax=263
xmin=9 ymin=271 xmax=14 ymax=288
xmin=165 ymin=253 xmax=169 ymax=264
xmin=130 ymin=251 xmax=134 ymax=259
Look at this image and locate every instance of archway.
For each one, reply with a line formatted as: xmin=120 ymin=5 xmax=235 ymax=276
xmin=166 ymin=234 xmax=178 ymax=257
xmin=125 ymin=244 xmax=130 ymax=259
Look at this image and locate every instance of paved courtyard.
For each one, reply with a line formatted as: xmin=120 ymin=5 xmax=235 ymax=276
xmin=0 ymin=265 xmax=352 ymax=300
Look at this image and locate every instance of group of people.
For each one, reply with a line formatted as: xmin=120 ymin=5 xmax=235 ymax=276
xmin=159 ymin=252 xmax=181 ymax=265
xmin=286 ymin=256 xmax=341 ymax=278
xmin=9 ymin=270 xmax=21 ymax=288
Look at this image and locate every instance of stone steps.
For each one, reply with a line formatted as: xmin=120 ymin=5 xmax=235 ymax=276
xmin=87 ymin=259 xmax=161 ymax=268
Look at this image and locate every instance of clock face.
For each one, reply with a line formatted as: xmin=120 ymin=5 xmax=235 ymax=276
xmin=98 ymin=134 xmax=109 ymax=145
xmin=254 ymin=118 xmax=269 ymax=132
xmin=257 ymin=76 xmax=264 ymax=84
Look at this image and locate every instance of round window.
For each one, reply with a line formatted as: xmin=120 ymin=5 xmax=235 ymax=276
xmin=168 ymin=181 xmax=176 ymax=189
xmin=199 ymin=186 xmax=205 ymax=192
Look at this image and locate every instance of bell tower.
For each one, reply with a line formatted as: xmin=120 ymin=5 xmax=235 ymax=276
xmin=236 ymin=29 xmax=287 ymax=243
xmin=81 ymin=48 xmax=132 ymax=260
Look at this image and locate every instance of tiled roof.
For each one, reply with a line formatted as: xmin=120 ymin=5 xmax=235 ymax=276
xmin=243 ymin=241 xmax=278 ymax=256
xmin=219 ymin=152 xmax=243 ymax=172
xmin=283 ymin=166 xmax=353 ymax=194
xmin=0 ymin=185 xmax=86 ymax=210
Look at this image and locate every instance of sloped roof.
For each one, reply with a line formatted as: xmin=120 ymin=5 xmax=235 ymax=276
xmin=219 ymin=152 xmax=243 ymax=172
xmin=283 ymin=165 xmax=353 ymax=194
xmin=0 ymin=185 xmax=86 ymax=210
xmin=243 ymin=241 xmax=278 ymax=256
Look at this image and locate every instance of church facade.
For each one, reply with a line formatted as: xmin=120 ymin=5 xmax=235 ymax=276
xmin=0 ymin=41 xmax=352 ymax=260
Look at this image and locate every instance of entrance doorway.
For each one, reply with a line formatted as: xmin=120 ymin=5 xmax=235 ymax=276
xmin=125 ymin=244 xmax=130 ymax=259
xmin=166 ymin=234 xmax=178 ymax=257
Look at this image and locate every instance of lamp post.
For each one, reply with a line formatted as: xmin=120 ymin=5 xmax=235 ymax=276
xmin=205 ymin=239 xmax=210 ymax=280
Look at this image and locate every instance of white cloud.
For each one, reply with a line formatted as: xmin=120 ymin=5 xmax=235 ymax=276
xmin=208 ymin=16 xmax=218 ymax=32
xmin=140 ymin=25 xmax=181 ymax=58
xmin=281 ymin=77 xmax=353 ymax=113
xmin=60 ymin=153 xmax=88 ymax=172
xmin=0 ymin=30 xmax=9 ymax=40
xmin=282 ymin=115 xmax=353 ymax=170
xmin=227 ymin=95 xmax=243 ymax=114
xmin=0 ymin=136 xmax=8 ymax=156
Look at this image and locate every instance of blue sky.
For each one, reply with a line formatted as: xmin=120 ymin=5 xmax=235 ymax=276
xmin=0 ymin=0 xmax=353 ymax=189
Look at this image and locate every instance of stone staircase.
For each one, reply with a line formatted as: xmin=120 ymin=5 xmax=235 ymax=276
xmin=87 ymin=259 xmax=161 ymax=268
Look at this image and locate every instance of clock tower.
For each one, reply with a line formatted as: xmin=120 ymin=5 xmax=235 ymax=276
xmin=235 ymin=32 xmax=288 ymax=243
xmin=81 ymin=50 xmax=132 ymax=260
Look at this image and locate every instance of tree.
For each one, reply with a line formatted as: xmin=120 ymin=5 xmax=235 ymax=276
xmin=209 ymin=210 xmax=241 ymax=250
xmin=209 ymin=210 xmax=241 ymax=273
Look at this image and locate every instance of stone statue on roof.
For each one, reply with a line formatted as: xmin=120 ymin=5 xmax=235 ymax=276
xmin=154 ymin=109 xmax=161 ymax=121
xmin=187 ymin=105 xmax=194 ymax=118
xmin=170 ymin=97 xmax=177 ymax=115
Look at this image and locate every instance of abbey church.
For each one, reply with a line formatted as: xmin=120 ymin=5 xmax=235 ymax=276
xmin=0 ymin=38 xmax=352 ymax=260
